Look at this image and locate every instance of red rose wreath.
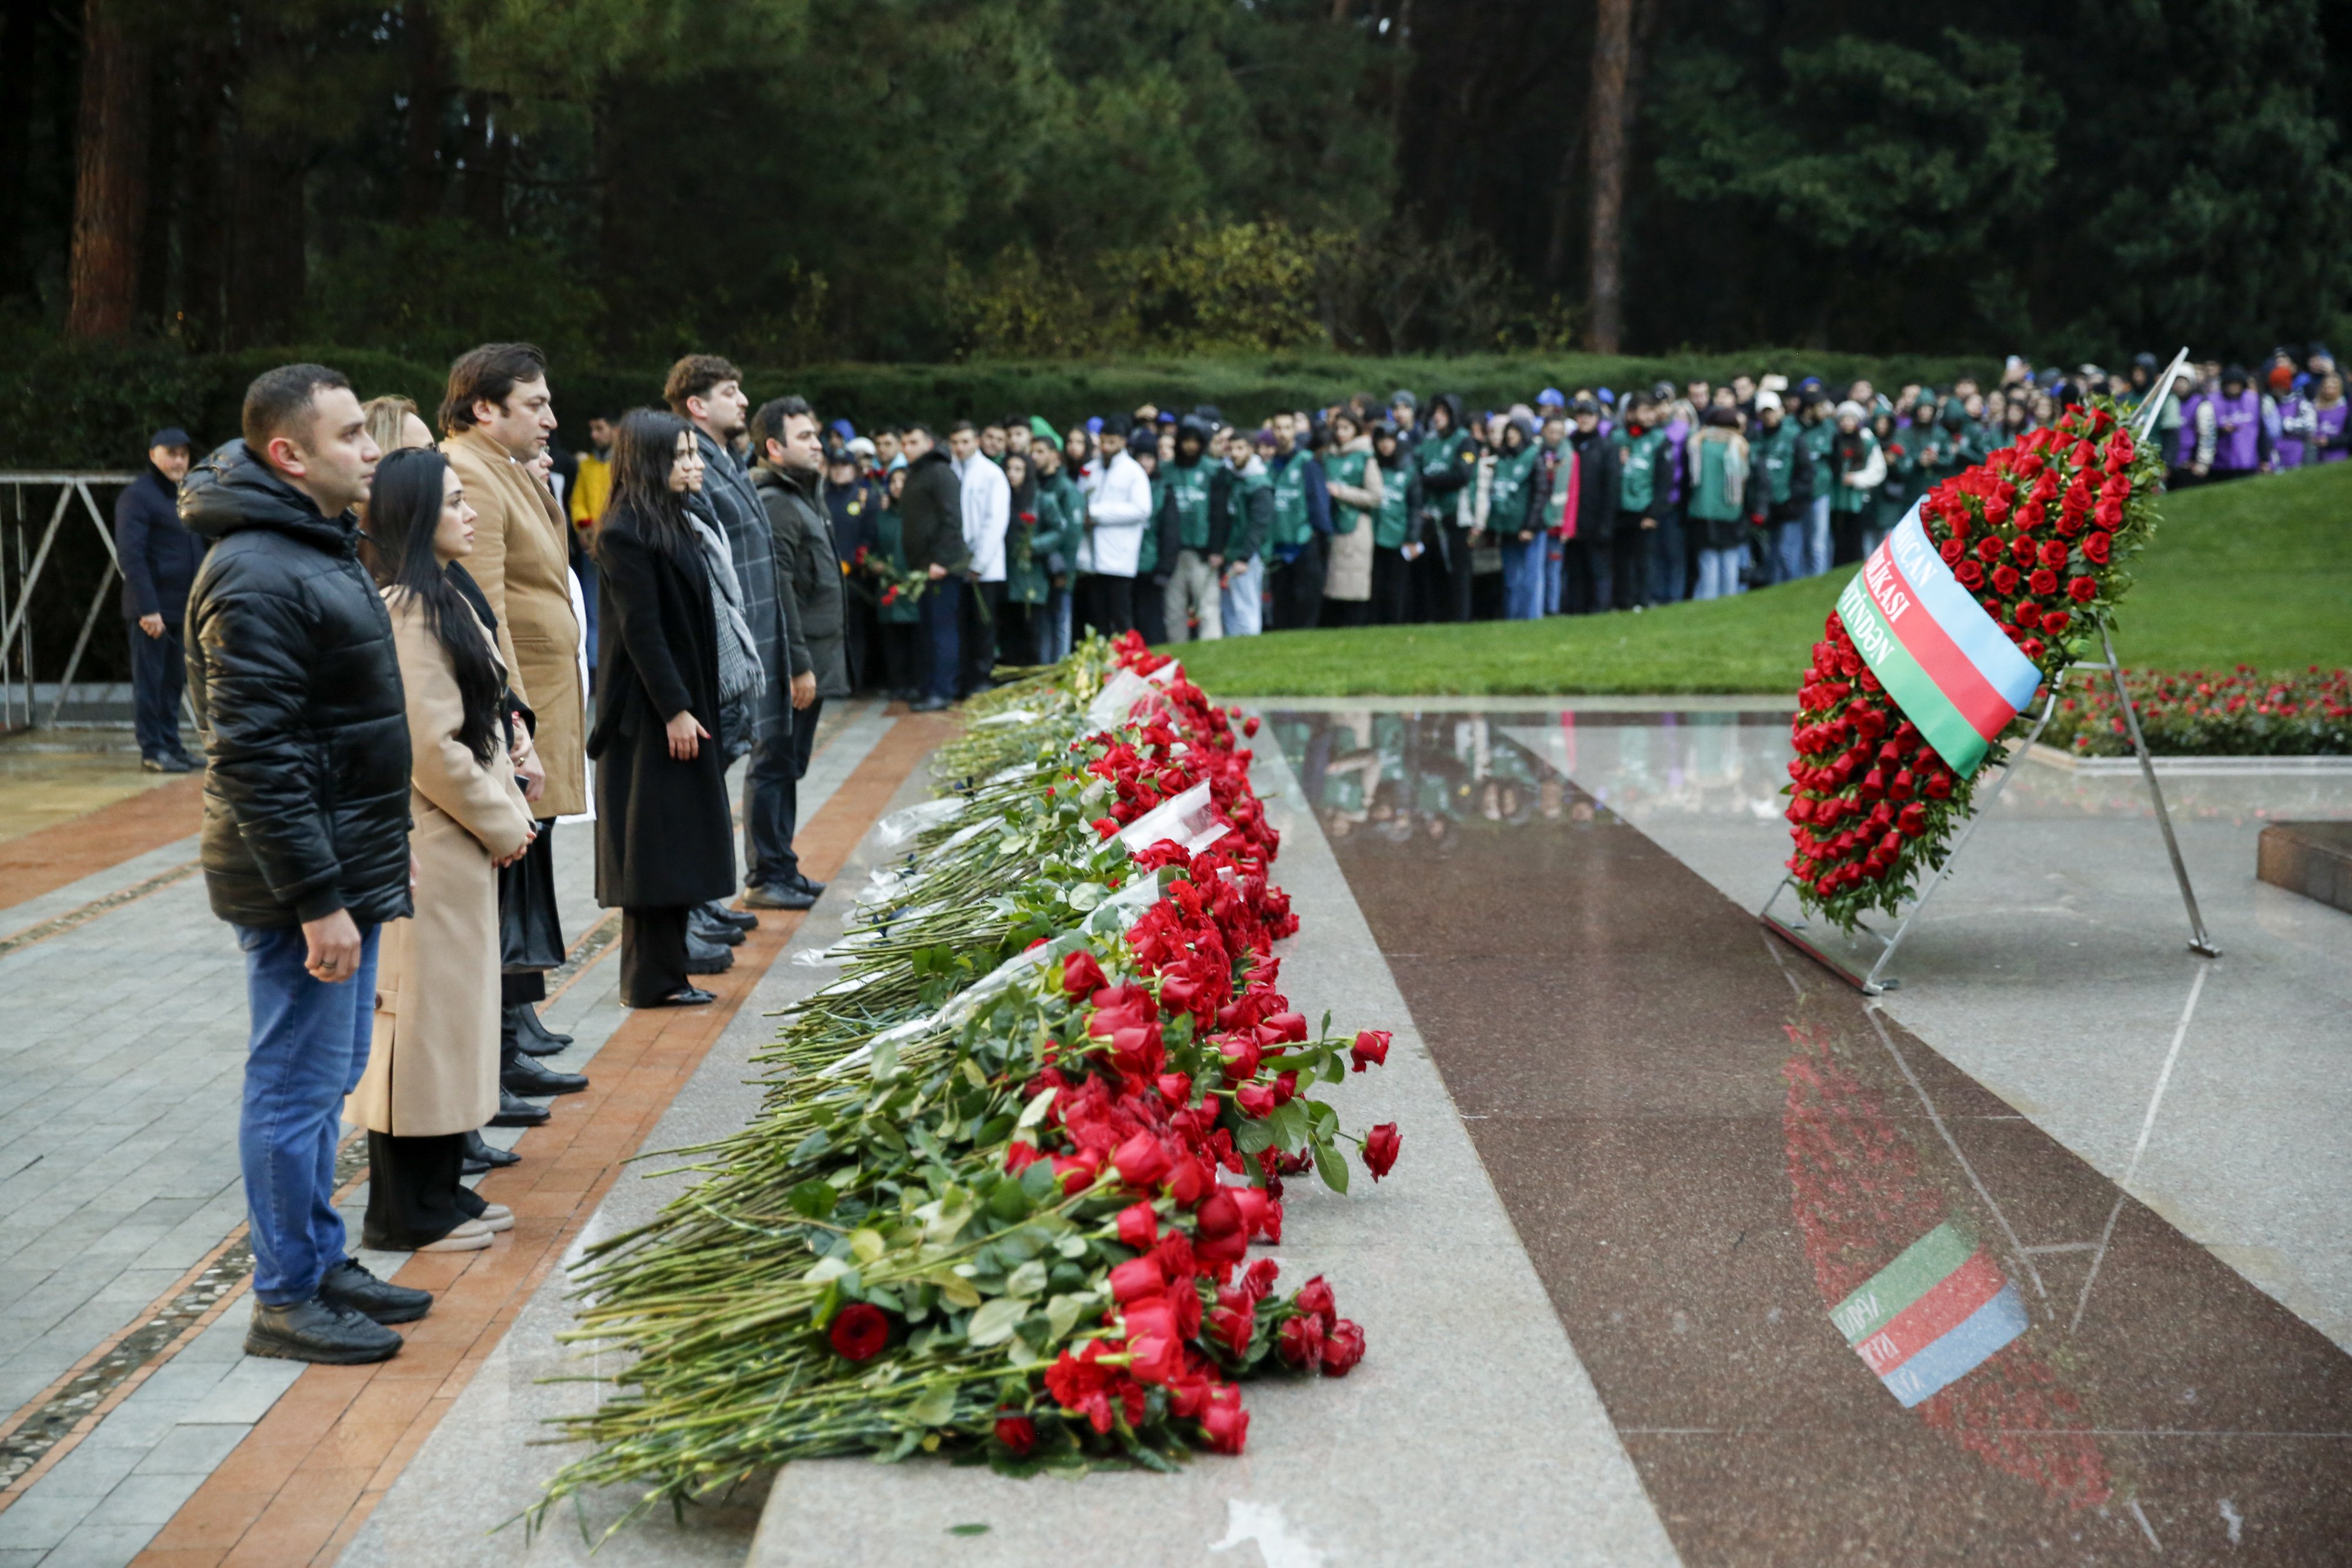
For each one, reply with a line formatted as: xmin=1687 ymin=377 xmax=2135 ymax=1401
xmin=1784 ymin=401 xmax=2164 ymax=931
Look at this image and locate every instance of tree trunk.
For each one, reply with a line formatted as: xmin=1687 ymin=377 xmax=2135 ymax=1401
xmin=460 ymin=91 xmax=509 ymax=237
xmin=65 ymin=0 xmax=150 ymax=339
xmin=179 ymin=40 xmax=228 ymax=349
xmin=399 ymin=3 xmax=447 ymax=223
xmin=1584 ymin=0 xmax=1633 ymax=355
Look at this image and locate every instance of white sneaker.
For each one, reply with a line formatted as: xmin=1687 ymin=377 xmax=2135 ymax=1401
xmin=475 ymin=1203 xmax=514 ymax=1233
xmin=417 ymin=1219 xmax=493 ymax=1253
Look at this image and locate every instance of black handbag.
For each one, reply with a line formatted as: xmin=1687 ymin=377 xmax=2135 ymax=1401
xmin=499 ymin=824 xmax=564 ymax=973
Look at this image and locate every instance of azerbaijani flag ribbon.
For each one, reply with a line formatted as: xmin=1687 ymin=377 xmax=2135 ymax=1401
xmin=1829 ymin=1221 xmax=2029 ymax=1409
xmin=1835 ymin=504 xmax=2042 ymax=777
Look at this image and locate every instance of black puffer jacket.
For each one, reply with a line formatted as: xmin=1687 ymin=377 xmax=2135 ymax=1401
xmin=181 ymin=441 xmax=413 ymax=929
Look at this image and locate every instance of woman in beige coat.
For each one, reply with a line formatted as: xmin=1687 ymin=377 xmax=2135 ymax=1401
xmin=354 ymin=448 xmax=537 ymax=1252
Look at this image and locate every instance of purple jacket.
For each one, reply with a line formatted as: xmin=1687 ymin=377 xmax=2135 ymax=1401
xmin=2210 ymin=388 xmax=2260 ymax=472
xmin=2174 ymin=393 xmax=2205 ymax=467
xmin=2315 ymin=401 xmax=2350 ymax=464
xmin=1661 ymin=416 xmax=1692 ymax=507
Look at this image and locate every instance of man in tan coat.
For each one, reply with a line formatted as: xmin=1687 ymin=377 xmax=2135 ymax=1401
xmin=439 ymin=343 xmax=591 ymax=1113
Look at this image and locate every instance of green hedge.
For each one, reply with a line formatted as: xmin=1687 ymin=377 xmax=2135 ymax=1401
xmin=1 ymin=333 xmax=1997 ymax=469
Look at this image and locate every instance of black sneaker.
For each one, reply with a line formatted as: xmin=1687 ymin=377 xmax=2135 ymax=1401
xmin=689 ymin=911 xmax=745 ymax=947
xmin=700 ymin=901 xmax=759 ymax=932
xmin=790 ymin=872 xmax=828 ymax=898
xmin=244 ymin=1297 xmax=403 ymax=1363
xmin=319 ymin=1258 xmax=432 ymax=1325
xmin=141 ymin=754 xmax=195 ymax=774
xmin=910 ymin=695 xmax=952 ymax=713
xmin=744 ymin=882 xmax=817 ymax=911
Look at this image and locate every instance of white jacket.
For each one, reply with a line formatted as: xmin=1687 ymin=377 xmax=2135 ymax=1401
xmin=955 ymin=453 xmax=1012 ymax=583
xmin=1079 ymin=449 xmax=1152 ymax=578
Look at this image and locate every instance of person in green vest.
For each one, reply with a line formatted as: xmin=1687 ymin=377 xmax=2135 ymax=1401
xmin=1132 ymin=440 xmax=1168 ymax=643
xmin=1797 ymin=390 xmax=1838 ymax=577
xmin=1265 ymin=412 xmax=1331 ymax=630
xmin=1156 ymin=416 xmax=1222 ymax=641
xmin=1489 ymin=413 xmax=1545 ymax=619
xmin=1368 ymin=420 xmax=1424 ymax=625
xmin=1212 ymin=430 xmax=1274 ymax=636
xmin=1612 ymin=397 xmax=1671 ymax=606
xmin=863 ymin=464 xmax=923 ymax=701
xmin=1319 ymin=409 xmax=1384 ymax=627
xmin=1685 ymin=405 xmax=1752 ymax=600
xmin=1865 ymin=410 xmax=1912 ymax=557
xmin=998 ymin=447 xmax=1049 ymax=665
xmin=1823 ymin=399 xmax=1887 ymax=566
xmin=1746 ymin=390 xmax=1815 ymax=584
xmin=1024 ymin=420 xmax=1077 ymax=663
xmin=1414 ymin=393 xmax=1480 ymax=621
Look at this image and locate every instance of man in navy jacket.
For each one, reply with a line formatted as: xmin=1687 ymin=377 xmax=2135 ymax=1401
xmin=115 ymin=426 xmax=203 ymax=770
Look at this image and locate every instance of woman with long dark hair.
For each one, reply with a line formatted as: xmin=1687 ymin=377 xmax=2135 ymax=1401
xmin=353 ymin=448 xmax=537 ymax=1253
xmin=588 ymin=410 xmax=739 ymax=1007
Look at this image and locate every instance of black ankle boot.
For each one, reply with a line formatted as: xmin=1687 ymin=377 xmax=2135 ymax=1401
xmin=506 ymin=1001 xmax=569 ymax=1057
xmin=463 ymin=1128 xmax=521 ymax=1172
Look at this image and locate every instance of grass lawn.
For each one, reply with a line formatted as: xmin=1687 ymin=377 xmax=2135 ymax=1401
xmin=1175 ymin=459 xmax=2352 ymax=696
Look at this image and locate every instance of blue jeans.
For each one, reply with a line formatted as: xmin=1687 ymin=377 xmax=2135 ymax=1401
xmin=1694 ymin=547 xmax=1747 ymax=601
xmin=1220 ymin=557 xmax=1265 ymax=636
xmin=1772 ymin=520 xmax=1808 ymax=584
xmin=236 ymin=921 xmax=379 ymax=1306
xmin=1649 ymin=509 xmax=1686 ymax=603
xmin=920 ymin=577 xmax=960 ymax=700
xmin=1502 ymin=532 xmax=1548 ymax=620
xmin=1806 ymin=496 xmax=1833 ymax=578
xmin=1542 ymin=540 xmax=1565 ymax=614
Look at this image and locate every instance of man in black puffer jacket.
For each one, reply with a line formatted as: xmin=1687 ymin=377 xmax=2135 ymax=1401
xmin=182 ymin=363 xmax=429 ymax=1365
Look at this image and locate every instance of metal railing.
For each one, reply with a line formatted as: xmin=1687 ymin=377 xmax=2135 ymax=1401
xmin=0 ymin=472 xmax=143 ymax=731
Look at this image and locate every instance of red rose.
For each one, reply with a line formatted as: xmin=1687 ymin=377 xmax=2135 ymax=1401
xmin=1897 ymin=802 xmax=1927 ymax=837
xmin=1982 ymin=497 xmax=2010 ymax=526
xmin=2094 ymin=497 xmax=2123 ymax=529
xmin=1242 ymin=715 xmax=1261 ymax=737
xmin=1276 ymin=1312 xmax=1325 ymax=1368
xmin=1992 ymin=564 xmax=2020 ymax=594
xmin=2010 ymin=534 xmax=2039 ymax=564
xmin=2082 ymin=530 xmax=2112 ymax=563
xmin=1362 ymin=1123 xmax=1402 ymax=1181
xmin=1241 ymin=1256 xmax=1281 ymax=1300
xmin=1200 ymin=1389 xmax=1250 ymax=1453
xmin=1956 ymin=560 xmax=1984 ymax=589
xmin=2039 ymin=539 xmax=2068 ymax=567
xmin=2029 ymin=568 xmax=2057 ymax=596
xmin=2014 ymin=603 xmax=2040 ymax=630
xmin=1349 ymin=1029 xmax=1391 ymax=1072
xmin=1320 ymin=1318 xmax=1367 ymax=1377
xmin=1925 ymin=772 xmax=1953 ymax=799
xmin=1157 ymin=1071 xmax=1192 ymax=1106
xmin=994 ymin=1415 xmax=1036 ymax=1454
xmin=1110 ymin=1255 xmax=1164 ymax=1303
xmin=828 ymin=1302 xmax=890 ymax=1362
xmin=1264 ymin=1012 xmax=1308 ymax=1042
xmin=2068 ymin=575 xmax=2097 ymax=603
xmin=1117 ymin=1201 xmax=1160 ymax=1249
xmin=1090 ymin=816 xmax=1120 ymax=837
xmin=2040 ymin=609 xmax=2070 ymax=634
xmin=1976 ymin=535 xmax=2004 ymax=562
xmin=1939 ymin=539 xmax=1964 ymax=566
xmin=1234 ymin=1082 xmax=1277 ymax=1118
xmin=1112 ymin=1131 xmax=1171 ymax=1188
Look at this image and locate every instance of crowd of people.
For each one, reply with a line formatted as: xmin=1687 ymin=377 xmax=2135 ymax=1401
xmin=123 ymin=336 xmax=2336 ymax=1368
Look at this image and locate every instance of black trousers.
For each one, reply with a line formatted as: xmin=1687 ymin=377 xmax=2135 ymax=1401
xmin=878 ymin=617 xmax=918 ymax=694
xmin=763 ymin=696 xmax=823 ymax=885
xmin=127 ymin=620 xmax=185 ymax=760
xmin=1076 ymin=574 xmax=1135 ymax=639
xmin=621 ymin=905 xmax=690 ymax=1005
xmin=1268 ymin=539 xmax=1325 ymax=630
xmin=961 ymin=580 xmax=1005 ymax=693
xmin=1321 ymin=596 xmax=1371 ymax=627
xmin=1371 ymin=546 xmax=1413 ymax=625
xmin=362 ymin=1131 xmax=481 ymax=1249
xmin=1440 ymin=529 xmax=1476 ymax=621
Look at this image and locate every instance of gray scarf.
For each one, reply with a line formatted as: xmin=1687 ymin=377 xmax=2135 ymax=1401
xmin=686 ymin=500 xmax=763 ymax=700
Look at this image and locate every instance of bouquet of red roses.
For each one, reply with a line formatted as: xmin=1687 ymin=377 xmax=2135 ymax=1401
xmin=1784 ymin=401 xmax=2164 ymax=930
xmin=533 ymin=634 xmax=1401 ymax=1533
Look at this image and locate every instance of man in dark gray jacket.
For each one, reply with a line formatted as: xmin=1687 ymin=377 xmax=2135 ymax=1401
xmin=750 ymin=396 xmax=846 ymax=905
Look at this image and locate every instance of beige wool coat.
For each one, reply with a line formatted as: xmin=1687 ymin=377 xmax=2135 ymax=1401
xmin=1320 ymin=434 xmax=1384 ymax=603
xmin=355 ymin=590 xmax=536 ymax=1138
xmin=443 ymin=428 xmax=587 ymax=817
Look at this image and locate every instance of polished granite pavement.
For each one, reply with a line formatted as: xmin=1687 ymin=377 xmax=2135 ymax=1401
xmin=1271 ymin=709 xmax=2352 ymax=1564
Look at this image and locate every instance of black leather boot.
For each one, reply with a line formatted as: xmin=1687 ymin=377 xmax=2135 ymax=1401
xmin=462 ymin=1129 xmax=521 ymax=1174
xmin=490 ymin=1088 xmax=550 ymax=1127
xmin=510 ymin=1000 xmax=573 ymax=1052
xmin=503 ymin=1054 xmax=588 ymax=1096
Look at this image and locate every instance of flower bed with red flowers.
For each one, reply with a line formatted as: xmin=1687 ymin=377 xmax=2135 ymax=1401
xmin=536 ymin=634 xmax=1401 ymax=1526
xmin=2040 ymin=665 xmax=2351 ymax=758
xmin=1786 ymin=402 xmax=2166 ymax=930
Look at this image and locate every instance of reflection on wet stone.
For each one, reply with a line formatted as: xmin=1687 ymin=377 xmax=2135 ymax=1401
xmin=1272 ymin=710 xmax=2352 ymax=1566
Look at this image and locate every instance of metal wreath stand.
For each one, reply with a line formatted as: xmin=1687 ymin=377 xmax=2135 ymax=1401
xmin=1758 ymin=347 xmax=2221 ymax=995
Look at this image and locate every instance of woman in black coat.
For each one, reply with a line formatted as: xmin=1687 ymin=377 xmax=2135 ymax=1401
xmin=588 ymin=410 xmax=738 ymax=1007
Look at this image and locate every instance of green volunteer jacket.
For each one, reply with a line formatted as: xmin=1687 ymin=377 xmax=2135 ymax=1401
xmin=1613 ymin=426 xmax=1668 ymax=516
